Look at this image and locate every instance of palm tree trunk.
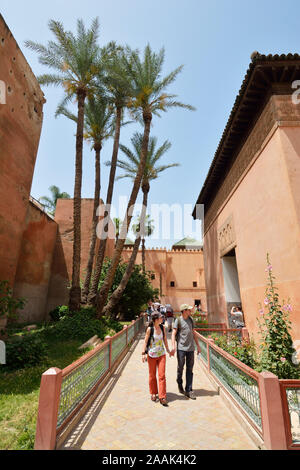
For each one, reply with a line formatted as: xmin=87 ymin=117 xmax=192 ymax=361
xmin=88 ymin=106 xmax=122 ymax=305
xmin=102 ymin=187 xmax=149 ymax=318
xmin=69 ymin=89 xmax=86 ymax=312
xmin=95 ymin=111 xmax=152 ymax=318
xmin=81 ymin=142 xmax=102 ymax=303
xmin=142 ymin=238 xmax=146 ymax=273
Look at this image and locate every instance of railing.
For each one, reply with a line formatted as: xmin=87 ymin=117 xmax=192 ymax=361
xmin=195 ymin=331 xmax=300 ymax=450
xmin=208 ymin=342 xmax=262 ymax=432
xmin=280 ymin=380 xmax=300 ymax=449
xmin=195 ymin=332 xmax=262 ymax=436
xmin=34 ymin=314 xmax=145 ymax=450
xmin=196 ymin=328 xmax=243 ymax=340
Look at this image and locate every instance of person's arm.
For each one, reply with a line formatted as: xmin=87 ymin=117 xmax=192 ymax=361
xmin=163 ymin=332 xmax=171 ymax=356
xmin=171 ymin=327 xmax=177 ymax=355
xmin=142 ymin=327 xmax=150 ymax=362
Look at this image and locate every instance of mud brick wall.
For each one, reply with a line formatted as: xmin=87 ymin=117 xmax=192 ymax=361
xmin=0 ymin=14 xmax=45 ymax=287
xmin=14 ymin=201 xmax=57 ymax=322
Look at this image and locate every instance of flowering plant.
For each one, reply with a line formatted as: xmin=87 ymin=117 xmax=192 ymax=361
xmin=211 ymin=333 xmax=257 ymax=368
xmin=257 ymin=254 xmax=300 ymax=379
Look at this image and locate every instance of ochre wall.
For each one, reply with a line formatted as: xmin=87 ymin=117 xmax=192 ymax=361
xmin=122 ymin=248 xmax=206 ymax=311
xmin=203 ymin=101 xmax=300 ymax=343
xmin=14 ymin=201 xmax=57 ymax=322
xmin=0 ymin=15 xmax=45 ymax=287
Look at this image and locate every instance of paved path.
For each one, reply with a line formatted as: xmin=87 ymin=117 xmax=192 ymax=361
xmin=60 ymin=331 xmax=257 ymax=450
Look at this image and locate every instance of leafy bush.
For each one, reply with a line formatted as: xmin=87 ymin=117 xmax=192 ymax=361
xmin=0 ymin=280 xmax=26 ymax=331
xmin=256 ymin=255 xmax=300 ymax=379
xmin=49 ymin=305 xmax=70 ymax=322
xmin=211 ymin=333 xmax=257 ymax=369
xmin=45 ymin=307 xmax=122 ymax=342
xmin=5 ymin=334 xmax=47 ymax=370
xmin=99 ymin=258 xmax=159 ymax=320
xmin=192 ymin=314 xmax=208 ymax=327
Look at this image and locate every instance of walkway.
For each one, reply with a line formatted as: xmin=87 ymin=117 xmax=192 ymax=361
xmin=60 ymin=331 xmax=258 ymax=450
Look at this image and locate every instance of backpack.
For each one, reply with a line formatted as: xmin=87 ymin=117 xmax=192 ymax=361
xmin=175 ymin=316 xmax=194 ymax=343
xmin=145 ymin=324 xmax=165 ymax=353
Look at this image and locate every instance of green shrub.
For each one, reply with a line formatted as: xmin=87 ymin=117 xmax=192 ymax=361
xmin=46 ymin=308 xmax=122 ymax=342
xmin=256 ymin=255 xmax=300 ymax=379
xmin=211 ymin=333 xmax=257 ymax=369
xmin=99 ymin=258 xmax=159 ymax=320
xmin=5 ymin=335 xmax=47 ymax=370
xmin=49 ymin=305 xmax=70 ymax=322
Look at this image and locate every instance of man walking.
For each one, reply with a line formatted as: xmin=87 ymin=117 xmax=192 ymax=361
xmin=171 ymin=304 xmax=201 ymax=399
xmin=165 ymin=304 xmax=174 ymax=332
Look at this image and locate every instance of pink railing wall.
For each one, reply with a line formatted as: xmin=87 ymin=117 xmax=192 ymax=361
xmin=195 ymin=331 xmax=300 ymax=450
xmin=34 ymin=314 xmax=145 ymax=450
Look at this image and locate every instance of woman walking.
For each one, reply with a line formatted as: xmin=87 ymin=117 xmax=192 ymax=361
xmin=142 ymin=311 xmax=172 ymax=406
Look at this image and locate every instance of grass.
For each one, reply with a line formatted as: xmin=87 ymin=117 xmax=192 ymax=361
xmin=0 ymin=324 xmax=96 ymax=450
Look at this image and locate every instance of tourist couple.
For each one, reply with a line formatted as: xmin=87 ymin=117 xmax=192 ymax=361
xmin=141 ymin=304 xmax=201 ymax=407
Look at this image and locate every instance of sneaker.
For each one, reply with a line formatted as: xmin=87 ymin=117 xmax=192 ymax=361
xmin=160 ymin=398 xmax=168 ymax=407
xmin=178 ymin=385 xmax=185 ymax=394
xmin=185 ymin=391 xmax=196 ymax=400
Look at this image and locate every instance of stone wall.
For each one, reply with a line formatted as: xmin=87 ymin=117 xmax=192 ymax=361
xmin=13 ymin=200 xmax=57 ymax=322
xmin=203 ymin=95 xmax=300 ymax=341
xmin=122 ymin=247 xmax=206 ymax=311
xmin=0 ymin=14 xmax=45 ymax=287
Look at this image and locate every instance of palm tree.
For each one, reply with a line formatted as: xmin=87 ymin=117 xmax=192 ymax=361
xmin=132 ymin=214 xmax=155 ymax=272
xmin=95 ymin=45 xmax=194 ymax=318
xmin=26 ymin=18 xmax=102 ymax=311
xmin=56 ymin=97 xmax=115 ymax=302
xmin=113 ymin=131 xmax=176 ymax=265
xmin=39 ymin=185 xmax=70 ymax=216
xmin=102 ymin=134 xmax=176 ymax=317
xmin=87 ymin=44 xmax=135 ymax=305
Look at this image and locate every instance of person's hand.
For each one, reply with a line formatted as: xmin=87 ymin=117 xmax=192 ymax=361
xmin=171 ymin=348 xmax=175 ymax=356
xmin=142 ymin=354 xmax=147 ymax=363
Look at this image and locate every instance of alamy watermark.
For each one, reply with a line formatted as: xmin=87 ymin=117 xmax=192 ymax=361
xmin=292 ymin=80 xmax=300 ymax=105
xmin=95 ymin=200 xmax=204 ymax=243
xmin=0 ymin=340 xmax=5 ymax=365
xmin=292 ymin=340 xmax=300 ymax=365
xmin=0 ymin=80 xmax=6 ymax=104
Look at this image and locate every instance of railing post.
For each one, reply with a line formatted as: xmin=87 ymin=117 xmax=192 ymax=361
xmin=258 ymin=371 xmax=287 ymax=450
xmin=241 ymin=327 xmax=250 ymax=343
xmin=207 ymin=339 xmax=214 ymax=372
xmin=105 ymin=335 xmax=112 ymax=369
xmin=123 ymin=325 xmax=128 ymax=346
xmin=34 ymin=367 xmax=62 ymax=450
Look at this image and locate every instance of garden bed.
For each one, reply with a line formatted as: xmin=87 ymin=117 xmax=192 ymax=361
xmin=0 ymin=314 xmax=123 ymax=450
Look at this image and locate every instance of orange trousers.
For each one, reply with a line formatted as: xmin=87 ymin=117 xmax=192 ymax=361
xmin=147 ymin=354 xmax=166 ymax=399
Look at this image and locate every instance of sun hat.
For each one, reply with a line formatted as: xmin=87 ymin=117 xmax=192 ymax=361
xmin=180 ymin=304 xmax=193 ymax=312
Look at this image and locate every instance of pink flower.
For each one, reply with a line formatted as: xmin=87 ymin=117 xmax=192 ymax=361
xmin=280 ymin=357 xmax=286 ymax=363
xmin=264 ymin=298 xmax=269 ymax=305
xmin=259 ymin=309 xmax=264 ymax=316
xmin=265 ymin=265 xmax=272 ymax=272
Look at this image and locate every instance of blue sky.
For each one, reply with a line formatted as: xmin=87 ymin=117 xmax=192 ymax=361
xmin=2 ymin=0 xmax=300 ymax=247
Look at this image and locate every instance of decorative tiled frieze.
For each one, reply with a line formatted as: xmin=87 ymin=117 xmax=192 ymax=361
xmin=205 ymin=97 xmax=276 ymax=231
xmin=218 ymin=214 xmax=236 ymax=257
xmin=204 ymin=94 xmax=300 ymax=232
